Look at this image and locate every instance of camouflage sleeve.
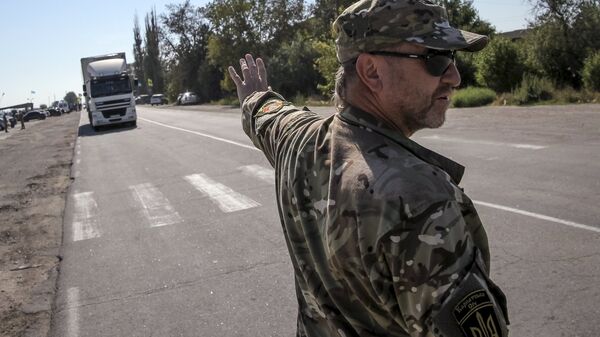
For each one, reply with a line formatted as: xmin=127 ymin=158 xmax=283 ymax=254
xmin=380 ymin=199 xmax=505 ymax=337
xmin=241 ymin=90 xmax=322 ymax=166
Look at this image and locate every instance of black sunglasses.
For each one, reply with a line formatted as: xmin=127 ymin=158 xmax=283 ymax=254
xmin=368 ymin=50 xmax=456 ymax=77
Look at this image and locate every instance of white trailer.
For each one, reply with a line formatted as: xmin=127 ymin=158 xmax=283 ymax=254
xmin=81 ymin=53 xmax=137 ymax=131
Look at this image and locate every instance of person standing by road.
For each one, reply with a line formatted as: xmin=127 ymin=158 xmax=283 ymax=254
xmin=228 ymin=1 xmax=509 ymax=336
xmin=19 ymin=111 xmax=25 ymax=130
xmin=2 ymin=113 xmax=8 ymax=133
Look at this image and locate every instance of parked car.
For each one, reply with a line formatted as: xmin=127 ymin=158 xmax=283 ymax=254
xmin=0 ymin=111 xmax=17 ymax=128
xmin=150 ymin=94 xmax=168 ymax=105
xmin=48 ymin=108 xmax=62 ymax=117
xmin=179 ymin=92 xmax=199 ymax=105
xmin=57 ymin=101 xmax=70 ymax=113
xmin=23 ymin=110 xmax=47 ymax=122
xmin=135 ymin=95 xmax=150 ymax=105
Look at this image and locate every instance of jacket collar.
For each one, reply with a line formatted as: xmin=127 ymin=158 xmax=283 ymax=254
xmin=337 ymin=105 xmax=465 ymax=184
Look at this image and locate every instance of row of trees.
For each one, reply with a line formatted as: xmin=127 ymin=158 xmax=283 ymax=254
xmin=132 ymin=0 xmax=600 ymax=105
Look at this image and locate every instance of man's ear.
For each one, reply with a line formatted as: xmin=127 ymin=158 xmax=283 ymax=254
xmin=355 ymin=54 xmax=383 ymax=93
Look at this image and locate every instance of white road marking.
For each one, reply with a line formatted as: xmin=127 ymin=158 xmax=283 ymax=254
xmin=67 ymin=287 xmax=80 ymax=337
xmin=72 ymin=192 xmax=100 ymax=241
xmin=139 ymin=117 xmax=595 ymax=234
xmin=130 ymin=183 xmax=182 ymax=227
xmin=420 ymin=135 xmax=547 ymax=150
xmin=184 ymin=174 xmax=260 ymax=213
xmin=474 ymin=200 xmax=600 ymax=233
xmin=238 ymin=165 xmax=275 ymax=185
xmin=139 ymin=117 xmax=259 ymax=151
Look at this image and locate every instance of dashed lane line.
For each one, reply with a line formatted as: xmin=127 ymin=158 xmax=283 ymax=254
xmin=130 ymin=183 xmax=183 ymax=227
xmin=184 ymin=173 xmax=261 ymax=213
xmin=72 ymin=192 xmax=101 ymax=241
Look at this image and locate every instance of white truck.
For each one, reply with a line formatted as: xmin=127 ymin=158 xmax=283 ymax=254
xmin=81 ymin=53 xmax=138 ymax=131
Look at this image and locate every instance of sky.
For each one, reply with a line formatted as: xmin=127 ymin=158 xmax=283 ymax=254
xmin=0 ymin=0 xmax=534 ymax=108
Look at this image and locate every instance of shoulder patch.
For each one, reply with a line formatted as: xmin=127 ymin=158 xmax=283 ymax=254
xmin=260 ymin=100 xmax=284 ymax=114
xmin=453 ymin=289 xmax=502 ymax=337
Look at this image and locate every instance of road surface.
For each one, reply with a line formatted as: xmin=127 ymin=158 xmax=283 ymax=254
xmin=51 ymin=104 xmax=600 ymax=337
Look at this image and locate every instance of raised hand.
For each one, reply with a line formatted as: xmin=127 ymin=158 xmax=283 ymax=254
xmin=228 ymin=54 xmax=269 ymax=105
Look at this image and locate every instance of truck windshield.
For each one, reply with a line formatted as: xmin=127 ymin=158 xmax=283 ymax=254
xmin=90 ymin=76 xmax=132 ymax=98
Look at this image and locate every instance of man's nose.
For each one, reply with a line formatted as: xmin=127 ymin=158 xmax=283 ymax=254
xmin=442 ymin=62 xmax=461 ymax=88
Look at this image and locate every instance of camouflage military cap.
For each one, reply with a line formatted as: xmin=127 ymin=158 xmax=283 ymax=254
xmin=333 ymin=0 xmax=489 ymax=63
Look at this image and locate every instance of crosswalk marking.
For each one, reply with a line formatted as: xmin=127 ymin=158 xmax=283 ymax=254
xmin=130 ymin=183 xmax=182 ymax=227
xmin=72 ymin=192 xmax=100 ymax=241
xmin=238 ymin=165 xmax=275 ymax=185
xmin=184 ymin=173 xmax=261 ymax=213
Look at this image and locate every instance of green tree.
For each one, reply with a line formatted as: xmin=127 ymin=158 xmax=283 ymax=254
xmin=268 ymin=31 xmax=323 ymax=98
xmin=204 ymin=0 xmax=305 ymax=92
xmin=432 ymin=0 xmax=495 ymax=36
xmin=160 ymin=0 xmax=219 ymax=102
xmin=309 ymin=0 xmax=355 ymax=39
xmin=64 ymin=92 xmax=78 ymax=106
xmin=582 ymin=51 xmax=600 ymax=91
xmin=143 ymin=8 xmax=164 ymax=95
xmin=527 ymin=0 xmax=600 ymax=87
xmin=313 ymin=40 xmax=338 ymax=97
xmin=133 ymin=14 xmax=146 ymax=95
xmin=475 ymin=37 xmax=525 ymax=92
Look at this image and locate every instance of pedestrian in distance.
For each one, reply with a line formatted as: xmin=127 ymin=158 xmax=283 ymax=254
xmin=228 ymin=1 xmax=509 ymax=336
xmin=3 ymin=113 xmax=8 ymax=133
xmin=19 ymin=111 xmax=25 ymax=130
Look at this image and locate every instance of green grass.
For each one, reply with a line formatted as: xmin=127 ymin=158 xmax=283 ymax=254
xmin=451 ymin=87 xmax=497 ymax=108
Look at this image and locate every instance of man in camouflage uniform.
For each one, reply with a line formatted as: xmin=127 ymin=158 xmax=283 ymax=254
xmin=229 ymin=1 xmax=509 ymax=336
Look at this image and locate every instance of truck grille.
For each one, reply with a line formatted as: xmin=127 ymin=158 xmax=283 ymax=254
xmin=96 ymin=98 xmax=131 ymax=106
xmin=101 ymin=107 xmax=127 ymax=118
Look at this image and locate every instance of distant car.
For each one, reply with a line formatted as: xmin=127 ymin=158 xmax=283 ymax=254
xmin=0 ymin=111 xmax=17 ymax=128
xmin=23 ymin=110 xmax=47 ymax=122
xmin=57 ymin=101 xmax=70 ymax=113
xmin=150 ymin=94 xmax=167 ymax=106
xmin=135 ymin=95 xmax=150 ymax=105
xmin=48 ymin=108 xmax=62 ymax=117
xmin=179 ymin=92 xmax=199 ymax=105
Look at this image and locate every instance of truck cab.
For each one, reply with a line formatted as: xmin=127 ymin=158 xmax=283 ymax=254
xmin=81 ymin=53 xmax=137 ymax=131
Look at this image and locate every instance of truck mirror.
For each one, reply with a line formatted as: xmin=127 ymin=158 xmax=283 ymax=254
xmin=134 ymin=79 xmax=140 ymax=87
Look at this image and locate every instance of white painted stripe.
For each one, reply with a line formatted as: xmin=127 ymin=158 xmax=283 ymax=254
xmin=67 ymin=287 xmax=80 ymax=337
xmin=72 ymin=192 xmax=100 ymax=241
xmin=474 ymin=200 xmax=600 ymax=233
xmin=420 ymin=135 xmax=547 ymax=150
xmin=238 ymin=165 xmax=275 ymax=185
xmin=139 ymin=117 xmax=259 ymax=151
xmin=138 ymin=117 xmax=597 ymax=234
xmin=130 ymin=183 xmax=182 ymax=227
xmin=185 ymin=174 xmax=260 ymax=213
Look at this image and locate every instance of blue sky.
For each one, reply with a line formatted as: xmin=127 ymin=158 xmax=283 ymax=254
xmin=0 ymin=0 xmax=533 ymax=108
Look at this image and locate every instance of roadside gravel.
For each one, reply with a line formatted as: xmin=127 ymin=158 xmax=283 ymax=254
xmin=0 ymin=112 xmax=79 ymax=337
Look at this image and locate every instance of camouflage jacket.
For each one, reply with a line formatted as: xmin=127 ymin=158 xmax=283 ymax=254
xmin=242 ymin=91 xmax=497 ymax=337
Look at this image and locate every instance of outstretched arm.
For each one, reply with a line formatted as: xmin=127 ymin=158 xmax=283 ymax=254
xmin=228 ymin=54 xmax=269 ymax=104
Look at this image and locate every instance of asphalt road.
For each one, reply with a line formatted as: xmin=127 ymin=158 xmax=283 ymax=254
xmin=50 ymin=103 xmax=600 ymax=337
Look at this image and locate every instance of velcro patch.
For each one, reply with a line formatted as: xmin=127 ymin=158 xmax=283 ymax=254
xmin=454 ymin=290 xmax=502 ymax=337
xmin=259 ymin=100 xmax=284 ymax=115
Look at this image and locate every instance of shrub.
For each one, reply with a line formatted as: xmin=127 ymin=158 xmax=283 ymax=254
xmin=582 ymin=52 xmax=600 ymax=91
xmin=512 ymin=75 xmax=555 ymax=105
xmin=451 ymin=87 xmax=496 ymax=107
xmin=475 ymin=37 xmax=526 ymax=92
